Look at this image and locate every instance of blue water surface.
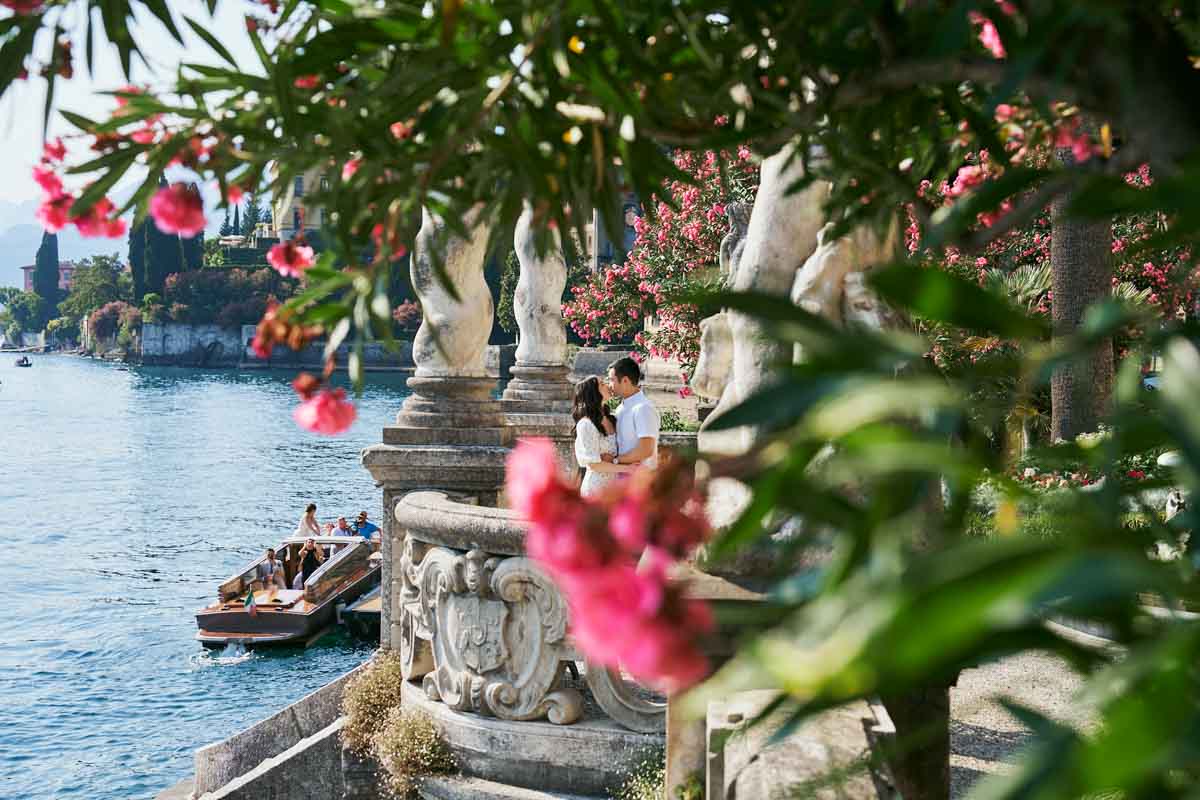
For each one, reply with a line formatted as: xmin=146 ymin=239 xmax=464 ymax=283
xmin=0 ymin=356 xmax=406 ymax=800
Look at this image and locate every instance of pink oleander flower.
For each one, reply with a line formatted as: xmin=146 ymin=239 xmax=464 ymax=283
xmin=226 ymin=184 xmax=245 ymax=204
xmin=149 ymin=183 xmax=206 ymax=237
xmin=32 ymin=164 xmax=62 ymax=196
xmin=130 ymin=126 xmax=157 ymax=145
xmin=2 ymin=0 xmax=44 ymax=14
xmin=293 ymin=388 xmax=356 ymax=435
xmin=371 ymin=223 xmax=408 ymax=261
xmin=36 ymin=193 xmax=73 ymax=232
xmin=267 ymin=240 xmax=316 ymax=278
xmin=342 ymin=158 xmax=361 ymax=181
xmin=970 ymin=12 xmax=1006 ymax=58
xmin=994 ymin=103 xmax=1013 ymax=122
xmin=293 ymin=74 xmax=321 ymax=89
xmin=42 ymin=137 xmax=66 ymax=162
xmin=73 ymin=197 xmax=127 ymax=238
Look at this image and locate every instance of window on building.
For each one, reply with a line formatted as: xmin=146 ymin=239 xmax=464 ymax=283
xmin=294 ymin=176 xmax=304 ymax=197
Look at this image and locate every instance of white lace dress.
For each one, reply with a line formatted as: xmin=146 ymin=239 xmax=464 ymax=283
xmin=575 ymin=417 xmax=618 ymax=497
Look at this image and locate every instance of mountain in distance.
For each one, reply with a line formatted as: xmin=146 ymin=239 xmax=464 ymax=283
xmin=0 ymin=180 xmax=238 ymax=288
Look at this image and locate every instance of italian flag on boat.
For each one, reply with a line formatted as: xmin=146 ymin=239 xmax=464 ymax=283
xmin=245 ymin=588 xmax=257 ymax=617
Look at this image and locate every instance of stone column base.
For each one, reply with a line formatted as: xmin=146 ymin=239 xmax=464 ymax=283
xmin=501 ymin=363 xmax=574 ymax=411
xmin=397 ymin=375 xmax=503 ymax=428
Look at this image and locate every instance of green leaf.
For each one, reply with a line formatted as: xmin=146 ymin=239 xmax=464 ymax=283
xmin=184 ymin=16 xmax=240 ymax=70
xmin=870 ymin=263 xmax=1047 ymax=339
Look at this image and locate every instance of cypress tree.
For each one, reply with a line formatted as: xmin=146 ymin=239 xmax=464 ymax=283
xmin=180 ymin=184 xmax=205 ymax=270
xmin=32 ymin=231 xmax=60 ymax=328
xmin=242 ymin=194 xmax=263 ymax=237
xmin=145 ymin=176 xmax=185 ymax=293
xmin=219 ymin=207 xmax=232 ymax=237
xmin=128 ymin=220 xmax=147 ymax=303
xmin=232 ymin=203 xmax=241 ymax=236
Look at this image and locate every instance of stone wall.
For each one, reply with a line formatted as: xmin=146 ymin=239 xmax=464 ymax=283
xmin=192 ymin=660 xmax=371 ymax=796
xmin=239 ymin=324 xmax=415 ymax=371
xmin=196 ymin=719 xmax=345 ymax=800
xmin=141 ymin=323 xmax=243 ymax=367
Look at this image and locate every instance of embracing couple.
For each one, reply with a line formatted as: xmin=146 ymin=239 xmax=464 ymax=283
xmin=572 ymin=357 xmax=660 ymax=496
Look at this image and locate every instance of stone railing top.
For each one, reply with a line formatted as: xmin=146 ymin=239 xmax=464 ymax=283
xmin=394 ymin=490 xmax=526 ymax=556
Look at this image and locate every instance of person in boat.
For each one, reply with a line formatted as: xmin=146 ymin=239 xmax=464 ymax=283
xmin=298 ymin=537 xmax=325 ymax=587
xmin=256 ymin=548 xmax=286 ymax=590
xmin=295 ymin=503 xmax=320 ymax=537
xmin=334 ymin=516 xmax=354 ymax=536
xmin=352 ymin=511 xmax=379 ymax=541
xmin=321 ymin=521 xmax=335 ymax=536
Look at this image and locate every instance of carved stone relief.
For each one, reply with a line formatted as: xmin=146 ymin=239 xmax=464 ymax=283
xmin=397 ymin=536 xmax=583 ymax=725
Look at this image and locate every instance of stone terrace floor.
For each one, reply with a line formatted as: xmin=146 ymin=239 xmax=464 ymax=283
xmin=950 ymin=651 xmax=1089 ymax=797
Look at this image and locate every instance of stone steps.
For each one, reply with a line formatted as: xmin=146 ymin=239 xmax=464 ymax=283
xmin=418 ymin=775 xmax=600 ymax=800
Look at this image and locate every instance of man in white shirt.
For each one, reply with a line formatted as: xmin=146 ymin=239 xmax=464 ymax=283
xmin=607 ymin=356 xmax=660 ymax=470
xmin=256 ymin=548 xmax=286 ymax=590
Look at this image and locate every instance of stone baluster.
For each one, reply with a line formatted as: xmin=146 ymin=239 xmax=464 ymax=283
xmin=501 ymin=202 xmax=574 ymax=412
xmin=362 ymin=206 xmax=513 ymax=655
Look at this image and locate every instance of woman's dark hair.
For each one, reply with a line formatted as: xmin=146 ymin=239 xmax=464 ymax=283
xmin=572 ymin=377 xmax=613 ymax=432
xmin=306 ymin=503 xmax=317 ymax=514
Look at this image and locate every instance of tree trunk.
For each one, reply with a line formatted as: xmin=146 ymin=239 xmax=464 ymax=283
xmin=881 ymin=687 xmax=952 ymax=800
xmin=1050 ymin=143 xmax=1113 ymax=441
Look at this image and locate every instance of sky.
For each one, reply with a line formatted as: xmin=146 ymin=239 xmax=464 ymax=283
xmin=0 ymin=0 xmax=262 ymax=205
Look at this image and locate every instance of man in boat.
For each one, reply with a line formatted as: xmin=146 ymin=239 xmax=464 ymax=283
xmin=256 ymin=548 xmax=286 ymax=590
xmin=352 ymin=511 xmax=379 ymax=542
xmin=334 ymin=516 xmax=354 ymax=536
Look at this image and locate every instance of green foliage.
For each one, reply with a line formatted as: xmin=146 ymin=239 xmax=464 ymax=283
xmin=497 ymin=250 xmax=519 ymax=334
xmin=610 ymin=748 xmax=665 ymax=800
xmin=5 ymin=291 xmax=46 ymax=335
xmin=340 ymin=652 xmax=407 ymax=756
xmin=370 ymin=708 xmax=456 ymax=799
xmin=57 ymin=254 xmax=128 ymax=329
xmin=162 ymin=267 xmax=295 ymax=328
xmin=15 ymin=3 xmax=1200 ymax=796
xmin=202 ymin=238 xmax=225 ymax=267
xmin=659 ymin=408 xmax=699 ymax=433
xmin=241 ymin=194 xmax=264 ymax=238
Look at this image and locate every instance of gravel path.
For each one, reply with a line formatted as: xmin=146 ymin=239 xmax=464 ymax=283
xmin=949 ymin=652 xmax=1091 ymax=798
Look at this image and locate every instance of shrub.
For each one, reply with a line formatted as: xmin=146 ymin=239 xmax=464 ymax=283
xmin=370 ymin=707 xmax=456 ymax=798
xmin=340 ymin=652 xmax=406 ymax=755
xmin=611 ymin=748 xmax=665 ymax=800
xmin=88 ymin=301 xmax=134 ymax=341
xmin=660 ymin=408 xmax=699 ymax=433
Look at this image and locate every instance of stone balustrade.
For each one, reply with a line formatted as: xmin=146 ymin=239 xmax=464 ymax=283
xmin=390 ymin=491 xmax=668 ymax=734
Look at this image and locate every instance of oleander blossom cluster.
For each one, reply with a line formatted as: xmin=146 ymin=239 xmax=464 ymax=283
xmin=291 ymin=372 xmax=356 ymax=435
xmin=33 ymin=138 xmax=127 ymax=238
xmin=562 ymin=144 xmax=757 ymax=386
xmin=505 ymin=438 xmax=714 ymax=690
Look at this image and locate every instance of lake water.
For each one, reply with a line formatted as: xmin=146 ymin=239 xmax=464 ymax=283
xmin=0 ymin=355 xmax=409 ymax=800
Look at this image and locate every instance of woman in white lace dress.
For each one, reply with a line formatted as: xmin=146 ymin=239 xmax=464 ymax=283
xmin=573 ymin=377 xmax=632 ymax=496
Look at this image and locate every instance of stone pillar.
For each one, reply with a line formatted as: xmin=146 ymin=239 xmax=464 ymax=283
xmin=501 ymin=202 xmax=574 ymax=413
xmin=362 ymin=206 xmax=513 ymax=653
xmin=397 ymin=206 xmax=503 ymax=429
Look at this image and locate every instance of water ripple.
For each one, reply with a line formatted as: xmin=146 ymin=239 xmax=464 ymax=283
xmin=0 ymin=356 xmax=401 ymax=800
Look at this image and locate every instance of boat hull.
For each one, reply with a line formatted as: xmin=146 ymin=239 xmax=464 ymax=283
xmin=195 ymin=565 xmax=379 ymax=648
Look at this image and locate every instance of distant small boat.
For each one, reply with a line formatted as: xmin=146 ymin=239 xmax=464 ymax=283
xmin=195 ymin=535 xmax=381 ymax=647
xmin=14 ymin=357 xmax=31 ymax=367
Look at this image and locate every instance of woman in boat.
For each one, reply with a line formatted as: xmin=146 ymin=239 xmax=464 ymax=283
xmin=295 ymin=503 xmax=320 ymax=537
xmin=298 ymin=537 xmax=325 ymax=587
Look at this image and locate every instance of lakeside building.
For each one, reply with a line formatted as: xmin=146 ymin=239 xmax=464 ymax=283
xmin=20 ymin=261 xmax=77 ymax=292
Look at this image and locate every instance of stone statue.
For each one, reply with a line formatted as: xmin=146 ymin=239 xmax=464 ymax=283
xmin=690 ymin=312 xmax=733 ymax=403
xmin=699 ymin=145 xmax=830 ymax=459
xmin=410 ymin=206 xmax=494 ymax=379
xmin=718 ymin=201 xmax=751 ymax=283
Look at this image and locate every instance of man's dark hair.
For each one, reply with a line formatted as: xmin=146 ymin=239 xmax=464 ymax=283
xmin=608 ymin=356 xmax=642 ymax=385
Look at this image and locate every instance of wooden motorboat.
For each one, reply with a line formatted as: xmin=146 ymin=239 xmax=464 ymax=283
xmin=196 ymin=535 xmax=381 ymax=647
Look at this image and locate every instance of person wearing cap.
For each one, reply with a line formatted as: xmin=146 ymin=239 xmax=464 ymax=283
xmin=352 ymin=511 xmax=379 ymax=541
